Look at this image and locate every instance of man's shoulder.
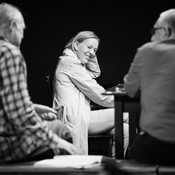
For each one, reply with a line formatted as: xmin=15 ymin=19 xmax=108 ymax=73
xmin=59 ymin=55 xmax=83 ymax=66
xmin=139 ymin=39 xmax=175 ymax=50
xmin=0 ymin=41 xmax=20 ymax=57
xmin=139 ymin=41 xmax=155 ymax=50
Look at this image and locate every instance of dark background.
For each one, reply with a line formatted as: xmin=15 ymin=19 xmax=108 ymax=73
xmin=3 ymin=0 xmax=175 ymax=106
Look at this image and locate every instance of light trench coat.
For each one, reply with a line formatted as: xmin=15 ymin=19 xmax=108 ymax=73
xmin=53 ymin=49 xmax=114 ymax=154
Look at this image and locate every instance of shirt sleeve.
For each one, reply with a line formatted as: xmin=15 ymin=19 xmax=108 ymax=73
xmin=123 ymin=48 xmax=142 ymax=98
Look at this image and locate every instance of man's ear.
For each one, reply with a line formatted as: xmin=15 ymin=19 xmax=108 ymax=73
xmin=166 ymin=27 xmax=172 ymax=37
xmin=73 ymin=41 xmax=79 ymax=51
xmin=168 ymin=27 xmax=172 ymax=37
xmin=9 ymin=20 xmax=17 ymax=31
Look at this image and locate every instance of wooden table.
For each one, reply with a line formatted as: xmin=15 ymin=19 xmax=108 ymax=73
xmin=0 ymin=161 xmax=104 ymax=175
xmin=102 ymin=90 xmax=140 ymax=159
xmin=0 ymin=159 xmax=161 ymax=175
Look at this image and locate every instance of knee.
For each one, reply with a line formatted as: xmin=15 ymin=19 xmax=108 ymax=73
xmin=123 ymin=123 xmax=129 ymax=137
xmin=48 ymin=120 xmax=73 ymax=143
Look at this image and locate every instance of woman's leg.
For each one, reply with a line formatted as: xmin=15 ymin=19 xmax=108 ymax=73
xmin=89 ymin=108 xmax=114 ymax=134
xmin=45 ymin=120 xmax=73 ymax=143
xmin=88 ymin=108 xmax=129 ymax=156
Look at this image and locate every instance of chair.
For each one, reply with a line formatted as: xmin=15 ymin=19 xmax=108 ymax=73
xmin=44 ymin=75 xmax=114 ymax=157
xmin=45 ymin=75 xmax=54 ymax=107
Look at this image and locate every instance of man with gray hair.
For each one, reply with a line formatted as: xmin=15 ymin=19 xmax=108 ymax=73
xmin=124 ymin=9 xmax=175 ymax=165
xmin=0 ymin=2 xmax=81 ymax=163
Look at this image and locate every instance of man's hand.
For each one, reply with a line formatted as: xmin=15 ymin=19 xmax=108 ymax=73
xmin=34 ymin=104 xmax=57 ymax=120
xmin=54 ymin=138 xmax=83 ymax=155
xmin=46 ymin=120 xmax=73 ymax=143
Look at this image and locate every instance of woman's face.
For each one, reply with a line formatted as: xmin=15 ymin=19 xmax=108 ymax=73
xmin=74 ymin=38 xmax=99 ymax=64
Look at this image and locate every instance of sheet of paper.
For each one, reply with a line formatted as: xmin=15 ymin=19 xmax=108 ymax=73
xmin=34 ymin=155 xmax=103 ymax=169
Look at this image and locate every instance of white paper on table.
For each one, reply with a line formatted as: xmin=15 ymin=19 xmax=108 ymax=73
xmin=34 ymin=155 xmax=103 ymax=169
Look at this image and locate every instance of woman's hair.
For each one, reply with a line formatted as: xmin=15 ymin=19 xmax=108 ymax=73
xmin=65 ymin=31 xmax=100 ymax=52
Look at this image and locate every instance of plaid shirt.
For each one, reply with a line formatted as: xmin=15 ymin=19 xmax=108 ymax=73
xmin=0 ymin=38 xmax=59 ymax=162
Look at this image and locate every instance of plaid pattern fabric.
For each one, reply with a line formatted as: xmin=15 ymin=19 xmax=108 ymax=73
xmin=0 ymin=38 xmax=58 ymax=162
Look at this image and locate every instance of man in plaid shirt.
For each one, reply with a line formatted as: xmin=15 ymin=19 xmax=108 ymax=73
xmin=0 ymin=3 xmax=81 ymax=163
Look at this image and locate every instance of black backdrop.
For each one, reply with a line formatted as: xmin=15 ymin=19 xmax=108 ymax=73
xmin=3 ymin=0 xmax=175 ymax=106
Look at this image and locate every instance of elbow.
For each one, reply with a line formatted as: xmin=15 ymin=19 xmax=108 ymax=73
xmin=126 ymin=89 xmax=140 ymax=98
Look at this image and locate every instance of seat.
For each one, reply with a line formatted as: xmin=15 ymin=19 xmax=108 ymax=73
xmin=45 ymin=75 xmax=114 ymax=157
xmin=45 ymin=75 xmax=54 ymax=107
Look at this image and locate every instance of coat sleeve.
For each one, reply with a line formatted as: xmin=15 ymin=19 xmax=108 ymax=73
xmin=67 ymin=61 xmax=114 ymax=108
xmin=86 ymin=56 xmax=101 ymax=79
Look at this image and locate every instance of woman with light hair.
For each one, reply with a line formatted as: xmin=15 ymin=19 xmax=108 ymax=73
xmin=53 ymin=31 xmax=129 ymax=155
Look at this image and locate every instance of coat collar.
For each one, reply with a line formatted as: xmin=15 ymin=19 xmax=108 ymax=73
xmin=62 ymin=48 xmax=85 ymax=66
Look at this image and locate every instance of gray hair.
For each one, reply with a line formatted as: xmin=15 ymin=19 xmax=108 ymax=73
xmin=0 ymin=2 xmax=24 ymax=29
xmin=65 ymin=31 xmax=100 ymax=52
xmin=160 ymin=9 xmax=175 ymax=33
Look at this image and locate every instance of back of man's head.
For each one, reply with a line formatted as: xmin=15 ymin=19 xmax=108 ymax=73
xmin=0 ymin=3 xmax=23 ymax=30
xmin=160 ymin=9 xmax=175 ymax=33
